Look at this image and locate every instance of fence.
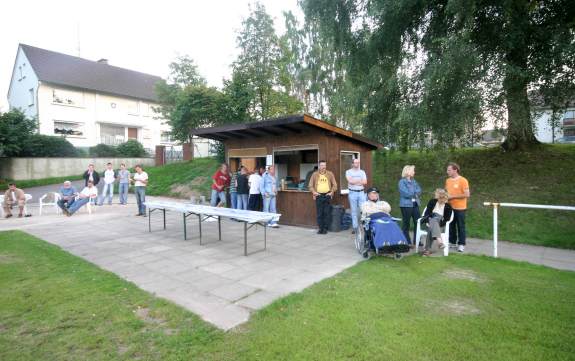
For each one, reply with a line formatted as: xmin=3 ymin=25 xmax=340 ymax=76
xmin=164 ymin=146 xmax=184 ymax=163
xmin=483 ymin=202 xmax=575 ymax=257
xmin=0 ymin=157 xmax=154 ymax=180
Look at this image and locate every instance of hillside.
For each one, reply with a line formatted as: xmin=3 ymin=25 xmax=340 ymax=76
xmin=373 ymin=145 xmax=575 ymax=249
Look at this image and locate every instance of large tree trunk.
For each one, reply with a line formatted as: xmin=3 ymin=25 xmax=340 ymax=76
xmin=501 ymin=2 xmax=539 ymax=151
xmin=503 ymin=72 xmax=538 ymax=150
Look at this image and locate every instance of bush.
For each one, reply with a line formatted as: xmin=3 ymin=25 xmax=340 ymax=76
xmin=0 ymin=110 xmax=36 ymax=157
xmin=116 ymin=139 xmax=147 ymax=157
xmin=89 ymin=144 xmax=118 ymax=157
xmin=21 ymin=134 xmax=81 ymax=157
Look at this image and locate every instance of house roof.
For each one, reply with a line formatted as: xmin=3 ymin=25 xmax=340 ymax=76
xmin=19 ymin=44 xmax=162 ymax=102
xmin=191 ymin=114 xmax=383 ymax=150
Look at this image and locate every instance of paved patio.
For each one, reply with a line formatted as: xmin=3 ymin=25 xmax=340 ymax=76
xmin=0 ymin=197 xmax=362 ymax=330
xmin=1 ymin=196 xmax=573 ymax=330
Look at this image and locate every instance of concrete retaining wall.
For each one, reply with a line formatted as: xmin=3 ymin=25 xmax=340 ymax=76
xmin=0 ymin=157 xmax=155 ymax=180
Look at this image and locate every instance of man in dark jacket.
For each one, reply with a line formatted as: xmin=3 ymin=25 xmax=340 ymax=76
xmin=82 ymin=164 xmax=100 ymax=187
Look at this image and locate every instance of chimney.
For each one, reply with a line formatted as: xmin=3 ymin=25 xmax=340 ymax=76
xmin=97 ymin=58 xmax=109 ymax=65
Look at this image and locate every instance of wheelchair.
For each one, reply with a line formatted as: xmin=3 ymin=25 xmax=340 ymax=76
xmin=354 ymin=212 xmax=411 ymax=260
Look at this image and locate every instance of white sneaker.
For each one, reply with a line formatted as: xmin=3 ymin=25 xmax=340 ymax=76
xmin=457 ymin=245 xmax=465 ymax=253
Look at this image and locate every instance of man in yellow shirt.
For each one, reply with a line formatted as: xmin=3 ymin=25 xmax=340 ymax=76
xmin=445 ymin=162 xmax=470 ymax=252
xmin=309 ymin=160 xmax=338 ymax=234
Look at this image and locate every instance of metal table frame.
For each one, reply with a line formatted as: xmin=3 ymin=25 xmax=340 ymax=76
xmin=147 ymin=203 xmax=275 ymax=256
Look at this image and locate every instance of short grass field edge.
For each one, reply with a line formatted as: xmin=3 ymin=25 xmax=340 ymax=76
xmin=1 ymin=230 xmax=574 ymax=360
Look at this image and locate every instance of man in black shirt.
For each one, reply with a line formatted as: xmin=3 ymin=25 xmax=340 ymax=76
xmin=236 ymin=166 xmax=250 ymax=210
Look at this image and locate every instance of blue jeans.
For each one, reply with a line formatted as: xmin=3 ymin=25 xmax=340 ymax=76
xmin=135 ymin=186 xmax=146 ymax=215
xmin=99 ymin=182 xmax=114 ymax=205
xmin=57 ymin=198 xmax=75 ymax=210
xmin=449 ymin=209 xmax=466 ymax=245
xmin=263 ymin=194 xmax=278 ymax=225
xmin=230 ymin=192 xmax=238 ymax=209
xmin=348 ymin=190 xmax=366 ymax=229
xmin=236 ymin=194 xmax=248 ymax=210
xmin=118 ymin=183 xmax=129 ymax=204
xmin=210 ymin=189 xmax=226 ymax=207
xmin=68 ymin=197 xmax=90 ymax=215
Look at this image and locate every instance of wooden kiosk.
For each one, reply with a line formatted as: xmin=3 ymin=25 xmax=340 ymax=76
xmin=191 ymin=114 xmax=382 ymax=227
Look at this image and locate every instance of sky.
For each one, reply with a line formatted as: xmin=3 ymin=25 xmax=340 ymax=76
xmin=0 ymin=0 xmax=303 ymax=111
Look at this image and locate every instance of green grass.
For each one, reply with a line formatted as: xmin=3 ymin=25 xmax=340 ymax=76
xmin=0 ymin=175 xmax=84 ymax=191
xmin=373 ymin=144 xmax=575 ymax=249
xmin=144 ymin=157 xmax=219 ymax=198
xmin=1 ymin=230 xmax=574 ymax=361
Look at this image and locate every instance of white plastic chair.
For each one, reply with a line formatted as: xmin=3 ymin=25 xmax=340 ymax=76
xmin=24 ymin=194 xmax=32 ymax=215
xmin=0 ymin=195 xmax=4 ymax=217
xmin=39 ymin=192 xmax=62 ymax=215
xmin=415 ymin=206 xmax=454 ymax=256
xmin=75 ymin=195 xmax=96 ymax=214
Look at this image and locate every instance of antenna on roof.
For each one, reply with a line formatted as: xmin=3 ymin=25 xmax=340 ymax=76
xmin=76 ymin=22 xmax=81 ymax=57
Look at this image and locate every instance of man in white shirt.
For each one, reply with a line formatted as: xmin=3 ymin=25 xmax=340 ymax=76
xmin=346 ymin=158 xmax=367 ymax=234
xmin=64 ymin=181 xmax=98 ymax=216
xmin=98 ymin=162 xmax=116 ymax=206
xmin=247 ymin=167 xmax=263 ymax=211
xmin=131 ymin=165 xmax=149 ymax=216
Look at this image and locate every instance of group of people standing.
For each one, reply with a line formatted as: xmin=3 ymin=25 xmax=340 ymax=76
xmin=57 ymin=163 xmax=149 ymax=217
xmin=210 ymin=163 xmax=279 ymax=227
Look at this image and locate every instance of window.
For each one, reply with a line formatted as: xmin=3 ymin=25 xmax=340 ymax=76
xmin=339 ymin=151 xmax=360 ymax=195
xmin=54 ymin=121 xmax=84 ymax=137
xmin=161 ymin=131 xmax=173 ymax=143
xmin=28 ymin=88 xmax=34 ymax=106
xmin=100 ymin=124 xmax=125 ymax=145
xmin=127 ymin=100 xmax=139 ymax=114
xmin=273 ymin=145 xmax=319 ymax=191
xmin=52 ymin=89 xmax=83 ymax=106
xmin=563 ymin=110 xmax=575 ymax=127
xmin=18 ymin=66 xmax=23 ymax=81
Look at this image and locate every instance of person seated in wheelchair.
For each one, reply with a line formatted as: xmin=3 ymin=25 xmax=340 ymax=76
xmin=361 ymin=187 xmax=391 ymax=217
xmin=360 ymin=187 xmax=409 ymax=254
xmin=420 ymin=188 xmax=453 ymax=256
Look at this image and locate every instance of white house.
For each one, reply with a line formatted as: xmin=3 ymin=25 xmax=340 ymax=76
xmin=531 ymin=92 xmax=575 ymax=143
xmin=7 ymin=44 xmax=178 ymax=152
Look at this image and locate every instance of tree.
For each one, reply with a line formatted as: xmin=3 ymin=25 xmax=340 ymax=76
xmin=22 ymin=134 xmax=80 ymax=157
xmin=301 ymin=0 xmax=575 ymax=150
xmin=0 ymin=110 xmax=37 ymax=157
xmin=232 ymin=2 xmax=303 ymax=120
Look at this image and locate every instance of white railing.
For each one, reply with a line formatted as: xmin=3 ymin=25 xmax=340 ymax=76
xmin=483 ymin=202 xmax=575 ymax=258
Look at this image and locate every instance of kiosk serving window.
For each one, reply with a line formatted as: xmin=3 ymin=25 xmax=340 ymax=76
xmin=273 ymin=145 xmax=318 ymax=191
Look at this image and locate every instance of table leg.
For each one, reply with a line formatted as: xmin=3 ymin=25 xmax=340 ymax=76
xmin=198 ymin=215 xmax=203 ymax=245
xmin=218 ymin=216 xmax=222 ymax=241
xmin=183 ymin=213 xmax=187 ymax=240
xmin=148 ymin=208 xmax=152 ymax=232
xmin=163 ymin=209 xmax=166 ymax=230
xmin=264 ymin=222 xmax=267 ymax=251
xmin=244 ymin=221 xmax=248 ymax=256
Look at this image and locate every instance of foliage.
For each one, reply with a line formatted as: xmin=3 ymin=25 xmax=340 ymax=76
xmin=301 ymin=0 xmax=575 ymax=151
xmin=0 ymin=110 xmax=37 ymax=157
xmin=88 ymin=144 xmax=118 ymax=157
xmin=116 ymin=139 xmax=147 ymax=157
xmin=2 ymin=230 xmax=575 ymax=360
xmin=20 ymin=134 xmax=81 ymax=157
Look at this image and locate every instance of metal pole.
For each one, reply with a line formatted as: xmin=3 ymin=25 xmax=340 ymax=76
xmin=183 ymin=213 xmax=187 ymax=240
xmin=264 ymin=223 xmax=267 ymax=251
xmin=244 ymin=222 xmax=248 ymax=256
xmin=198 ymin=215 xmax=202 ymax=245
xmin=218 ymin=216 xmax=222 ymax=241
xmin=493 ymin=204 xmax=498 ymax=258
xmin=163 ymin=209 xmax=166 ymax=230
xmin=148 ymin=208 xmax=151 ymax=232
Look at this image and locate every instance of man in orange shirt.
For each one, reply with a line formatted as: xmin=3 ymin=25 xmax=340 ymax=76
xmin=445 ymin=162 xmax=470 ymax=252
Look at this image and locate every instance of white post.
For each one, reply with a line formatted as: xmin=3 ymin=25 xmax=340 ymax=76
xmin=493 ymin=203 xmax=498 ymax=258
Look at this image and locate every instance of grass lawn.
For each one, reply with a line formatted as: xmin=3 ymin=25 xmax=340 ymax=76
xmin=374 ymin=144 xmax=575 ymax=249
xmin=1 ymin=230 xmax=574 ymax=361
xmin=0 ymin=175 xmax=84 ymax=191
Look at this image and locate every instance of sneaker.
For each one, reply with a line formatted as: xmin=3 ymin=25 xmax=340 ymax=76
xmin=457 ymin=245 xmax=465 ymax=253
xmin=317 ymin=229 xmax=323 ymax=234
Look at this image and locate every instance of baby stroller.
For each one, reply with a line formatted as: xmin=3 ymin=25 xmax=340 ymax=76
xmin=355 ymin=212 xmax=411 ymax=260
